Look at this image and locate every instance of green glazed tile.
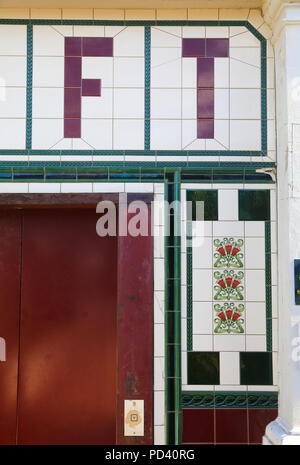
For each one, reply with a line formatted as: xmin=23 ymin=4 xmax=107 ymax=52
xmin=240 ymin=352 xmax=273 ymax=385
xmin=187 ymin=190 xmax=218 ymax=221
xmin=238 ymin=190 xmax=270 ymax=221
xmin=188 ymin=352 xmax=220 ymax=385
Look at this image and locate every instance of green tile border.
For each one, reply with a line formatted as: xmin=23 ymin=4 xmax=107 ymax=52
xmin=0 ymin=150 xmax=271 ymax=157
xmin=0 ymin=163 xmax=276 ymax=181
xmin=174 ymin=171 xmax=182 ymax=444
xmin=265 ymin=221 xmax=273 ymax=351
xmin=164 ymin=172 xmax=182 ymax=445
xmin=145 ymin=26 xmax=151 ymax=150
xmin=181 ymin=391 xmax=278 ymax=409
xmin=26 ymin=24 xmax=33 ymax=149
xmin=185 ymin=188 xmax=275 ymax=387
xmin=0 ymin=19 xmax=267 ymax=156
xmin=186 ymin=220 xmax=193 ymax=351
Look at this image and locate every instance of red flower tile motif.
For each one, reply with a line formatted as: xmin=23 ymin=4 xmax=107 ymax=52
xmin=182 ymin=38 xmax=229 ymax=139
xmin=214 ymin=238 xmax=244 ymax=268
xmin=212 ymin=236 xmax=245 ymax=333
xmin=64 ymin=37 xmax=113 ymax=138
xmin=214 ymin=270 xmax=244 ymax=301
xmin=214 ymin=302 xmax=245 ymax=334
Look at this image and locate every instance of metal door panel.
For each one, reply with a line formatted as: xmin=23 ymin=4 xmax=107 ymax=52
xmin=17 ymin=209 xmax=117 ymax=445
xmin=0 ymin=210 xmax=22 ymax=445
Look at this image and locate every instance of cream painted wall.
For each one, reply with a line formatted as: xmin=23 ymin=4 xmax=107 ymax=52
xmin=0 ymin=6 xmax=262 ymax=20
xmin=0 ymin=1 xmax=263 ymax=10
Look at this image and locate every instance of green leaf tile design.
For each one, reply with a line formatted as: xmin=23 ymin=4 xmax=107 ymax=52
xmin=214 ymin=237 xmax=244 ymax=268
xmin=214 ymin=302 xmax=245 ymax=334
xmin=213 ymin=270 xmax=244 ymax=301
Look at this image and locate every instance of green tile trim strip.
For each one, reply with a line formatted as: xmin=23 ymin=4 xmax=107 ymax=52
xmin=0 ymin=150 xmax=269 ymax=157
xmin=144 ymin=26 xmax=151 ymax=150
xmin=26 ymin=24 xmax=33 ymax=149
xmin=174 ymin=171 xmax=182 ymax=445
xmin=181 ymin=391 xmax=278 ymax=409
xmin=186 ymin=221 xmax=193 ymax=351
xmin=0 ymin=19 xmax=266 ymax=30
xmin=265 ymin=221 xmax=273 ymax=351
xmin=164 ymin=179 xmax=171 ymax=444
xmin=0 ymin=165 xmax=276 ymax=183
xmin=0 ymin=19 xmax=267 ymax=156
xmin=164 ymin=172 xmax=182 ymax=445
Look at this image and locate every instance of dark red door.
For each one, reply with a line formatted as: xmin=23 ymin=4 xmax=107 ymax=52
xmin=0 ymin=210 xmax=22 ymax=445
xmin=17 ymin=209 xmax=117 ymax=445
xmin=0 ymin=199 xmax=153 ymax=445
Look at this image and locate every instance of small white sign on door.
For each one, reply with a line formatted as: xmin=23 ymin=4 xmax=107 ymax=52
xmin=124 ymin=399 xmax=144 ymax=437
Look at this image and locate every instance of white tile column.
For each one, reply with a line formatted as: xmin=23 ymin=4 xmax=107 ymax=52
xmin=263 ymin=2 xmax=300 ymax=445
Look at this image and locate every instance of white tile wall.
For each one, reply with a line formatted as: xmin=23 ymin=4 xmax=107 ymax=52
xmin=114 ymin=26 xmax=144 ymax=57
xmin=193 ymin=302 xmax=213 ymax=334
xmin=0 ymin=24 xmax=26 ymax=55
xmin=230 ymin=47 xmax=260 ymax=67
xmin=192 ymin=236 xmax=213 ymax=268
xmin=220 ymin=352 xmax=240 ymax=385
xmin=0 ymin=119 xmax=26 ymax=149
xmin=0 ymin=20 xmax=275 ymax=156
xmin=230 ymin=58 xmax=261 ymax=88
xmin=150 ymin=25 xmax=266 ymax=151
xmin=33 ymin=56 xmax=65 ymax=87
xmin=245 ymin=270 xmax=266 ymax=301
xmin=153 ymin=188 xmax=166 ymax=445
xmin=31 ymin=25 xmax=145 ymax=149
xmin=193 ymin=334 xmax=213 ymax=351
xmin=113 ymin=119 xmax=144 ymax=149
xmin=218 ymin=189 xmax=239 ymax=221
xmin=114 ymin=57 xmax=144 ymax=87
xmin=0 ymin=25 xmax=27 ymax=149
xmin=245 ymin=237 xmax=266 ymax=269
xmin=181 ymin=184 xmax=278 ymax=392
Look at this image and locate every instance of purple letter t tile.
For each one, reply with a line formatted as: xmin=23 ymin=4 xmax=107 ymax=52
xmin=182 ymin=38 xmax=229 ymax=139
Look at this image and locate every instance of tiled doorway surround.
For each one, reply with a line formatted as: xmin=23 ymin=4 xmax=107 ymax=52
xmin=181 ymin=183 xmax=278 ymax=444
xmin=0 ymin=7 xmax=277 ymax=445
